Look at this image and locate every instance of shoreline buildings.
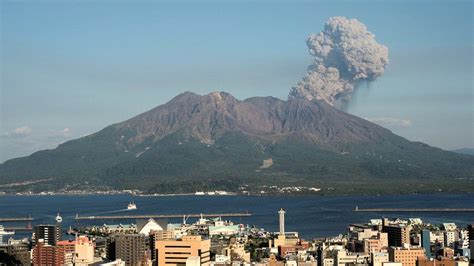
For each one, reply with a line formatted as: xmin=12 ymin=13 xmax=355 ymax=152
xmin=0 ymin=210 xmax=472 ymax=265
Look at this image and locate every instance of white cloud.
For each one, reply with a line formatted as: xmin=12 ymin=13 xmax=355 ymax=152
xmin=0 ymin=127 xmax=76 ymax=162
xmin=14 ymin=126 xmax=32 ymax=136
xmin=1 ymin=126 xmax=33 ymax=138
xmin=47 ymin=127 xmax=72 ymax=138
xmin=60 ymin=127 xmax=72 ymax=137
xmin=366 ymin=117 xmax=412 ymax=128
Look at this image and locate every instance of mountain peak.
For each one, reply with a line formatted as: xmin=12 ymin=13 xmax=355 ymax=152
xmin=1 ymin=91 xmax=472 ymax=193
xmin=168 ymin=91 xmax=201 ymax=102
xmin=116 ymin=91 xmax=392 ymax=147
xmin=207 ymin=91 xmax=237 ymax=104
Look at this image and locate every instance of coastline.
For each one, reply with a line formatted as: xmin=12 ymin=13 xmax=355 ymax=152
xmin=1 ymin=191 xmax=473 ymax=197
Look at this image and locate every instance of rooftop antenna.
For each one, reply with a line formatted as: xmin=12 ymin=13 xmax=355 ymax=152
xmin=183 ymin=215 xmax=190 ymax=225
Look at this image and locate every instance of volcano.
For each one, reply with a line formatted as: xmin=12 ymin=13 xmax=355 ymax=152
xmin=1 ymin=92 xmax=472 ymax=194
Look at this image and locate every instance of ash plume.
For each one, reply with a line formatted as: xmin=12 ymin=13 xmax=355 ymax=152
xmin=289 ymin=16 xmax=389 ymax=108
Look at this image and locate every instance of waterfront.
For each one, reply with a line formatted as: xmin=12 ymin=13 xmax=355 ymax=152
xmin=1 ymin=193 xmax=473 ymax=239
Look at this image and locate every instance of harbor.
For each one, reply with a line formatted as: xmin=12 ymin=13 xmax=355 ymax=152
xmin=354 ymin=207 xmax=474 ymax=212
xmin=3 ymin=225 xmax=33 ymax=231
xmin=0 ymin=216 xmax=33 ymax=222
xmin=74 ymin=212 xmax=252 ymax=220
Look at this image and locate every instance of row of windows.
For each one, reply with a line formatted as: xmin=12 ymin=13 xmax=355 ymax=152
xmin=165 ymin=252 xmax=192 ymax=255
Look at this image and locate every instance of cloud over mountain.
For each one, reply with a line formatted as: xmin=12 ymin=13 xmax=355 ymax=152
xmin=2 ymin=126 xmax=32 ymax=138
xmin=289 ymin=16 xmax=389 ymax=108
xmin=366 ymin=117 xmax=412 ymax=128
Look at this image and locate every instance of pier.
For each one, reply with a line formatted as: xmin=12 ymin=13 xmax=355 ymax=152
xmin=0 ymin=217 xmax=33 ymax=222
xmin=4 ymin=226 xmax=33 ymax=231
xmin=74 ymin=212 xmax=251 ymax=220
xmin=353 ymin=208 xmax=474 ymax=212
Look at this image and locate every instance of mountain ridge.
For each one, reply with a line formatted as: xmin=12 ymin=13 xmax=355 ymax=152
xmin=109 ymin=91 xmax=392 ymax=147
xmin=1 ymin=91 xmax=473 ymax=194
xmin=452 ymin=148 xmax=474 ymax=156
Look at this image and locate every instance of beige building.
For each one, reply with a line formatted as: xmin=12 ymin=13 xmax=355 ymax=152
xmin=322 ymin=258 xmax=334 ymax=266
xmin=54 ymin=236 xmax=94 ymax=265
xmin=272 ymin=234 xmax=299 ymax=248
xmin=223 ymin=243 xmax=250 ymax=262
xmin=364 ymin=232 xmax=388 ymax=254
xmin=155 ymin=235 xmax=211 ymax=266
xmin=186 ymin=256 xmax=201 ymax=266
xmin=371 ymin=252 xmax=389 ymax=266
xmin=388 ymin=246 xmax=426 ymax=266
xmin=333 ymin=250 xmax=370 ymax=266
xmin=74 ymin=235 xmax=95 ymax=265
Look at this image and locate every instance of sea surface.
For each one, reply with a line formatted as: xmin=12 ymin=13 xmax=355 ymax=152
xmin=1 ymin=193 xmax=473 ymax=239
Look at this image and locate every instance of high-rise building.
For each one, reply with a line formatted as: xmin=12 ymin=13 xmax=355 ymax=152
xmin=32 ymin=239 xmax=62 ymax=265
xmin=155 ymin=235 xmax=211 ymax=266
xmin=74 ymin=235 xmax=95 ymax=265
xmin=444 ymin=230 xmax=457 ymax=248
xmin=421 ymin=229 xmax=431 ymax=258
xmin=383 ymin=223 xmax=411 ymax=247
xmin=34 ymin=235 xmax=94 ymax=265
xmin=363 ymin=232 xmax=388 ymax=254
xmin=57 ymin=240 xmax=76 ymax=265
xmin=468 ymin=224 xmax=474 ymax=264
xmin=468 ymin=224 xmax=473 ymax=242
xmin=106 ymin=236 xmax=117 ymax=260
xmin=316 ymin=246 xmax=324 ymax=266
xmin=115 ymin=234 xmax=147 ymax=265
xmin=388 ymin=246 xmax=426 ymax=266
xmin=149 ymin=229 xmax=174 ymax=261
xmin=34 ymin=224 xmax=61 ymax=246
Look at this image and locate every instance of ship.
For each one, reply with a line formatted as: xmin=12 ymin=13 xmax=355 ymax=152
xmin=127 ymin=202 xmax=137 ymax=210
xmin=66 ymin=226 xmax=77 ymax=235
xmin=55 ymin=213 xmax=63 ymax=223
xmin=0 ymin=225 xmax=15 ymax=238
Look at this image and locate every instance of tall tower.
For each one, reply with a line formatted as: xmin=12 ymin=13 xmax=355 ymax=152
xmin=421 ymin=229 xmax=431 ymax=258
xmin=278 ymin=208 xmax=286 ymax=236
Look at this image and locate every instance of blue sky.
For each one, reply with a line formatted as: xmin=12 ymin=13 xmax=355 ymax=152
xmin=1 ymin=0 xmax=473 ymax=162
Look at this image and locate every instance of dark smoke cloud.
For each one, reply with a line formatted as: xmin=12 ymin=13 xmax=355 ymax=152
xmin=289 ymin=16 xmax=389 ymax=108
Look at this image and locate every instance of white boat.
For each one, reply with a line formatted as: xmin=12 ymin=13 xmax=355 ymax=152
xmin=127 ymin=202 xmax=137 ymax=210
xmin=0 ymin=225 xmax=14 ymax=236
xmin=55 ymin=213 xmax=63 ymax=223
